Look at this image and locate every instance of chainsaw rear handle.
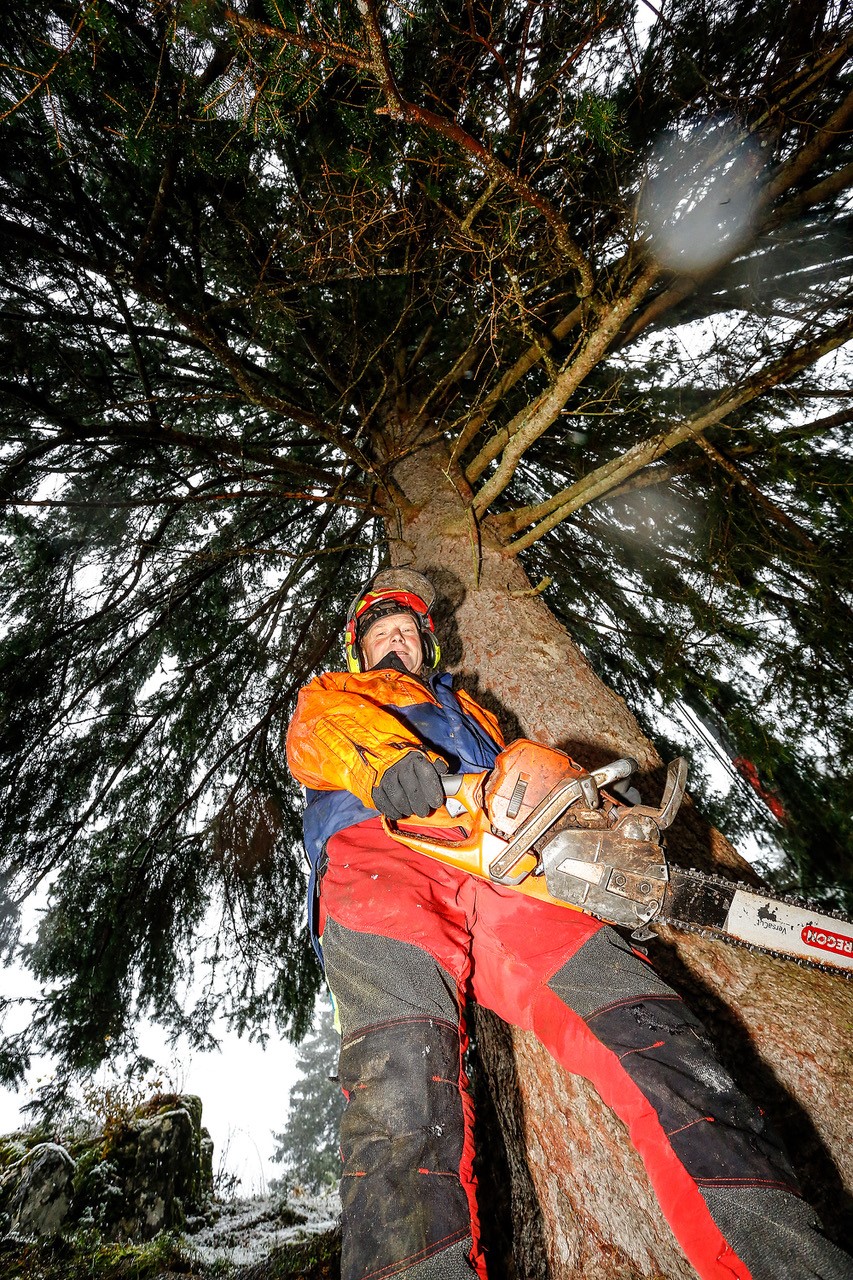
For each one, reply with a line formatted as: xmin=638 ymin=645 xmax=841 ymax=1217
xmin=379 ymin=767 xmax=504 ymax=882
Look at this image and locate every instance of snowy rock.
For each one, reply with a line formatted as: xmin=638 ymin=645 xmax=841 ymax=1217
xmin=7 ymin=1143 xmax=75 ymax=1239
xmin=200 ymin=1130 xmax=214 ymax=1194
xmin=111 ymin=1095 xmax=212 ymax=1239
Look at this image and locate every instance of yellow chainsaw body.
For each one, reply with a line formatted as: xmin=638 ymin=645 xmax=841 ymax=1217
xmin=381 ymin=739 xmax=604 ymax=911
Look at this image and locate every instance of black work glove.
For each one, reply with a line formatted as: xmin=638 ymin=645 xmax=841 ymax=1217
xmin=371 ymin=750 xmax=448 ymax=820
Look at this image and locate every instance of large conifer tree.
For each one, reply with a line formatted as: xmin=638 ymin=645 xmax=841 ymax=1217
xmin=271 ymin=1007 xmax=344 ymax=1189
xmin=1 ymin=2 xmax=852 ymax=1272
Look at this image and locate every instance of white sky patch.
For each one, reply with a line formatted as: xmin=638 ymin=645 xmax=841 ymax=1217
xmin=634 ymin=0 xmax=659 ymax=50
xmin=0 ymin=1016 xmax=302 ymax=1195
xmin=137 ymin=652 xmax=179 ymax=702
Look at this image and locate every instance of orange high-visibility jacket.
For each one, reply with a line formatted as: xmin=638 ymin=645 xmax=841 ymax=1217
xmin=287 ymin=667 xmax=505 ymax=959
xmin=286 ymin=668 xmax=505 ymax=807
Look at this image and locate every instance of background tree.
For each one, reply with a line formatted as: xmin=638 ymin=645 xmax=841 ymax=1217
xmin=1 ymin=1 xmax=852 ymax=1274
xmin=271 ymin=1006 xmax=344 ymax=1191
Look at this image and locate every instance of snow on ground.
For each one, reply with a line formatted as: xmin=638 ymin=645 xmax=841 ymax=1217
xmin=187 ymin=1186 xmax=340 ymax=1269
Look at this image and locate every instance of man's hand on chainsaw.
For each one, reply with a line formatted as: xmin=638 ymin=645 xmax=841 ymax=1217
xmin=372 ymin=751 xmax=448 ymax=820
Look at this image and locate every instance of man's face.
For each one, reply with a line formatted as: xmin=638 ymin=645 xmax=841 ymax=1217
xmin=361 ymin=611 xmax=423 ymax=674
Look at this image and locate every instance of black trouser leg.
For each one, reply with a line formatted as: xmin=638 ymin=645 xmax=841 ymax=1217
xmin=323 ymin=918 xmax=479 ymax=1280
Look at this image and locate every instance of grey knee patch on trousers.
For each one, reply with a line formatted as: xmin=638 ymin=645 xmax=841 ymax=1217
xmin=549 ymin=926 xmax=800 ymax=1192
xmin=396 ymin=1237 xmax=476 ymax=1278
xmin=547 ymin=924 xmax=675 ymax=1017
xmin=323 ymin=917 xmax=459 ymax=1039
xmin=701 ymin=1185 xmax=853 ymax=1280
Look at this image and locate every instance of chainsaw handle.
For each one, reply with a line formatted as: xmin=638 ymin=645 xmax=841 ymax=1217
xmin=440 ymin=772 xmax=483 ymax=818
xmin=404 ymin=770 xmax=487 ymax=826
xmin=594 ymin=757 xmax=639 ymax=789
xmin=613 ymin=757 xmax=688 ymax=833
xmin=657 ymin=757 xmax=688 ymax=829
xmin=379 ymin=769 xmax=512 ymax=876
xmin=379 ymin=755 xmax=649 ymax=890
xmin=379 ymin=771 xmax=486 ymax=841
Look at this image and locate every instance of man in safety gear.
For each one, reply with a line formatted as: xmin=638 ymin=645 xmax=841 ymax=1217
xmin=285 ymin=568 xmax=851 ymax=1280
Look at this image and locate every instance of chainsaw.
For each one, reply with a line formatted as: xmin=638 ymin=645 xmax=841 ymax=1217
xmin=381 ymin=739 xmax=853 ymax=976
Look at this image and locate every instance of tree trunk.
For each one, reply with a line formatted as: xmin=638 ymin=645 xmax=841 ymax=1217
xmin=387 ymin=445 xmax=853 ymax=1279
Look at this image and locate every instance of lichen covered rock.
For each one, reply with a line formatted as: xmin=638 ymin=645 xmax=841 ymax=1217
xmin=115 ymin=1100 xmax=199 ymax=1238
xmin=0 ymin=1093 xmax=214 ymax=1243
xmin=7 ymin=1142 xmax=75 ymax=1239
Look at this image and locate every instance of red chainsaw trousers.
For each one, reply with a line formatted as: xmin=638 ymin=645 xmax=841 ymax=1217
xmin=319 ymin=819 xmax=849 ymax=1280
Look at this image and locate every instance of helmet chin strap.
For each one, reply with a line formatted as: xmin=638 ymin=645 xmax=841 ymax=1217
xmin=371 ymin=652 xmax=426 ymax=679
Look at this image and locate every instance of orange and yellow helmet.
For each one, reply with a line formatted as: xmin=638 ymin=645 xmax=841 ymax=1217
xmin=344 ymin=569 xmax=440 ymax=673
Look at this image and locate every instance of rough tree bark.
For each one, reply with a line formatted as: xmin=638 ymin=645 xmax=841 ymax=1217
xmin=385 ymin=443 xmax=853 ymax=1279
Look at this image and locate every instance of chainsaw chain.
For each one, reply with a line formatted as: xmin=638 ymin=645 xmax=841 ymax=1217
xmin=653 ymin=865 xmax=852 ymax=979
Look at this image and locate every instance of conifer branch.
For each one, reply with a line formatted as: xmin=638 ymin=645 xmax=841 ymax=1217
xmin=620 ymin=86 xmax=853 ymax=350
xmin=772 ymin=162 xmax=853 ymax=223
xmin=0 ymin=215 xmax=378 ymax=481
xmin=131 ymin=150 xmax=179 ymax=277
xmin=597 ymin=460 xmax=701 ymax=502
xmin=114 ymin=587 xmax=340 ymax=880
xmin=693 ymin=436 xmax=817 ymax=551
xmin=0 ymin=385 xmax=346 ymax=492
xmin=500 ymin=312 xmax=853 ymax=552
xmin=1 ymin=490 xmax=371 ymax=512
xmin=763 ymin=86 xmax=853 ymax=205
xmin=468 ymin=266 xmax=658 ymax=515
xmin=0 ymin=5 xmax=88 ymax=124
xmin=738 ymin=405 xmax=853 ymax=447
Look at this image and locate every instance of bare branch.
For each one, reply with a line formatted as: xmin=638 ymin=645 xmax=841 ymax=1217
xmin=224 ymin=8 xmax=370 ymax=71
xmin=450 ymin=303 xmax=584 ymax=466
xmin=356 ymin=0 xmax=593 ymax=295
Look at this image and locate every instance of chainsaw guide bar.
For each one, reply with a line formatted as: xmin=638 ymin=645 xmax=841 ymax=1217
xmin=537 ymin=765 xmax=853 ymax=975
xmin=656 ymin=868 xmax=853 ymax=976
